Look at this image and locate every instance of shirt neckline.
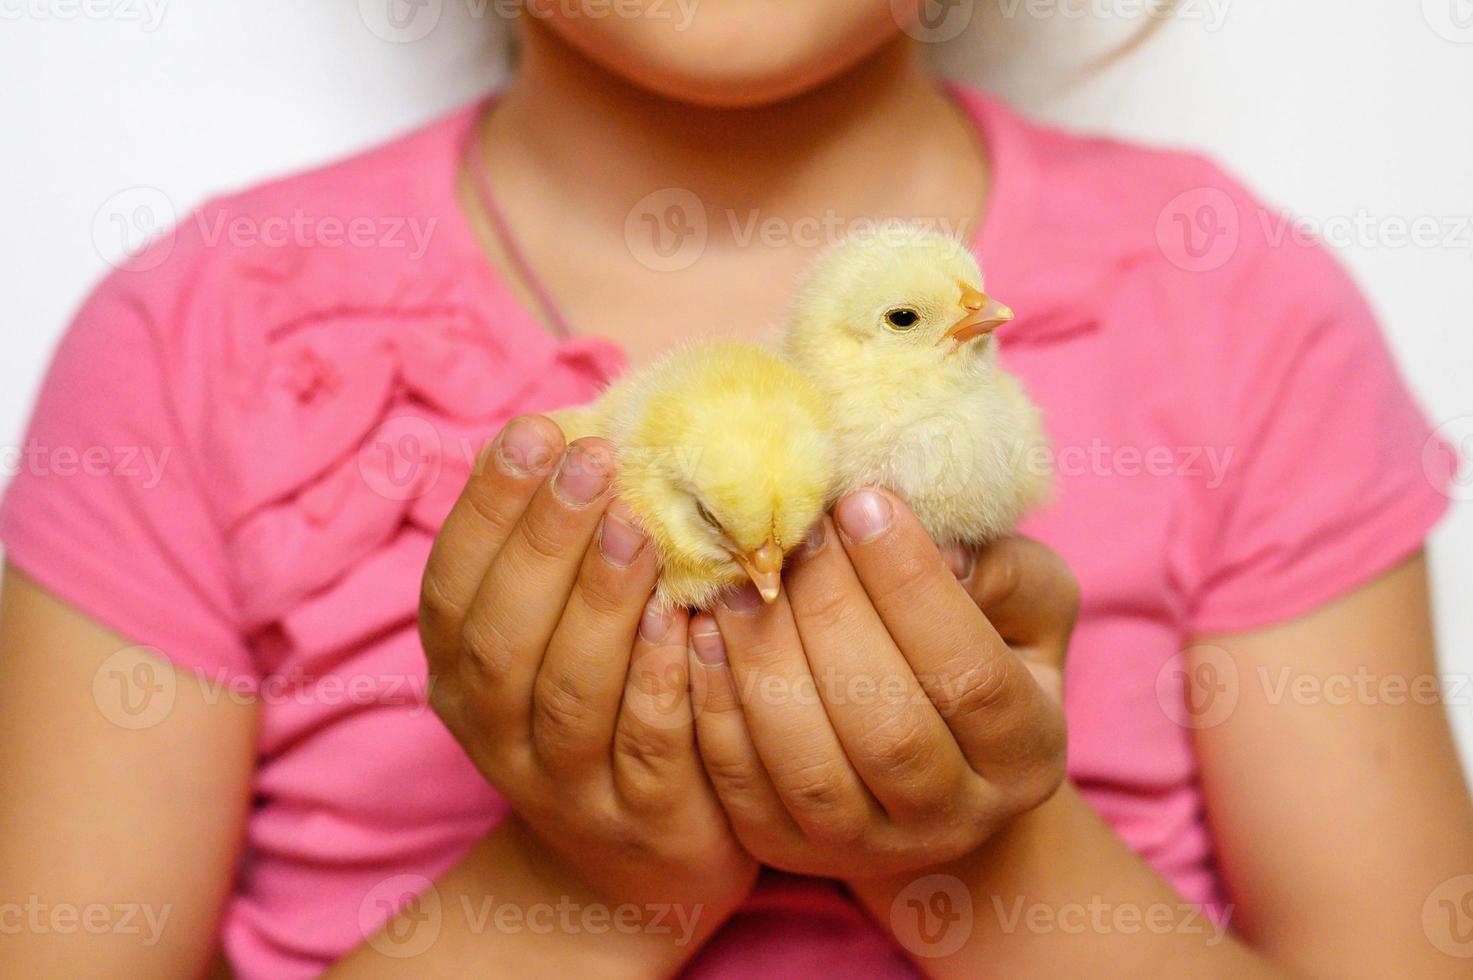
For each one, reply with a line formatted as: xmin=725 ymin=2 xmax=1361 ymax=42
xmin=423 ymin=85 xmax=1045 ymax=376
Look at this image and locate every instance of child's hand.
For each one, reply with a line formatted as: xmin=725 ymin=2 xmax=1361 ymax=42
xmin=691 ymin=489 xmax=1074 ymax=881
xmin=418 ymin=415 xmax=758 ymax=915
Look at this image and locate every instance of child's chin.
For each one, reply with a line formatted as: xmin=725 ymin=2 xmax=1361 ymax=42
xmin=613 ymin=53 xmax=864 ymax=110
xmin=536 ymin=4 xmax=905 ymax=110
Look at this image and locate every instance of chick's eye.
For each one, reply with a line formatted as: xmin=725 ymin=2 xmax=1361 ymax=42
xmin=694 ymin=500 xmax=720 ymax=529
xmin=885 ymin=308 xmax=920 ymax=331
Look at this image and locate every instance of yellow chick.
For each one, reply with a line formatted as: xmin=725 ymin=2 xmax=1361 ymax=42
xmin=782 ymin=222 xmax=1051 ymax=550
xmin=552 ymin=340 xmax=833 ymax=609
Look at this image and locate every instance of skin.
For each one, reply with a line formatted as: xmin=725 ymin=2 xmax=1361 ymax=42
xmin=343 ymin=417 xmax=1079 ymax=975
xmin=3 ymin=2 xmax=1470 ymax=977
xmin=690 ymin=503 xmax=1068 ymax=879
xmin=467 ymin=11 xmax=986 ymax=366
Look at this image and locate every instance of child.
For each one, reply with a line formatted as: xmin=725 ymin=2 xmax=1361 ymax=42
xmin=2 ymin=4 xmax=1469 ymax=977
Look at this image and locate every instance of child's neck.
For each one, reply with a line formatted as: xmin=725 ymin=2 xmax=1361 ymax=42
xmin=468 ymin=23 xmax=988 ymax=364
xmin=491 ymin=23 xmax=985 ymax=231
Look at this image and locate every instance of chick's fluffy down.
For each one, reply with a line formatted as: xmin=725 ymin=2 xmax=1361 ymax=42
xmin=782 ymin=221 xmax=1052 ymax=549
xmin=552 ymin=340 xmax=833 ymax=609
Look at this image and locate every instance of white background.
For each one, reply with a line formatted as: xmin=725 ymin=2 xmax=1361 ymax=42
xmin=1 ymin=2 xmax=1469 ymax=766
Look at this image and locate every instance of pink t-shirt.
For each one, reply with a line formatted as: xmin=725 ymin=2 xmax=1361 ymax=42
xmin=2 ymin=88 xmax=1454 ymax=977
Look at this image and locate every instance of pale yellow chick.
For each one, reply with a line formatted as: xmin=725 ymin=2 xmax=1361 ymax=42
xmin=782 ymin=222 xmax=1051 ymax=550
xmin=552 ymin=340 xmax=833 ymax=609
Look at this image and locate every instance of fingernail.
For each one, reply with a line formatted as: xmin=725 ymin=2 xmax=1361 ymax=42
xmin=599 ymin=510 xmax=646 ymax=568
xmin=721 ymin=581 xmax=764 ymax=615
xmin=496 ymin=417 xmax=555 ymax=476
xmin=639 ymin=595 xmax=672 ymax=643
xmin=942 ymin=543 xmax=975 ymax=582
xmin=836 ymin=489 xmax=892 ymax=544
xmin=552 ymin=446 xmax=611 ymax=506
xmin=793 ymin=522 xmax=825 ymax=561
xmin=690 ymin=623 xmax=727 ymax=667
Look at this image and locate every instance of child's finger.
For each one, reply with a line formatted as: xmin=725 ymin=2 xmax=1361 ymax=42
xmin=782 ymin=516 xmax=972 ymax=821
xmin=687 ymin=614 xmax=805 ymax=846
xmin=963 ymin=535 xmax=1079 ymax=669
xmin=531 ymin=499 xmax=660 ymax=775
xmin=610 ymin=601 xmax=700 ymax=806
xmin=833 ymin=489 xmax=1056 ymax=779
xmin=419 ymin=415 xmax=562 ymax=671
xmin=455 ymin=438 xmax=616 ymax=737
xmin=708 ymin=583 xmax=880 ymax=840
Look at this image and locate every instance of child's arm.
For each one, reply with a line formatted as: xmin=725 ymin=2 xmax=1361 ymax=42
xmin=330 ymin=815 xmax=731 ymax=978
xmin=0 ymin=567 xmax=733 ymax=978
xmin=0 ymin=418 xmax=759 ymax=978
xmin=1194 ymin=553 xmax=1472 ymax=975
xmin=0 ymin=567 xmax=258 ymax=977
xmin=0 ymin=410 xmax=758 ymax=977
xmin=848 ymin=552 xmax=1473 ymax=978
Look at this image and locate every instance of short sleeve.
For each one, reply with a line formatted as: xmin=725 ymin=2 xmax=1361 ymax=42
xmin=1187 ymin=229 xmax=1455 ymax=634
xmin=0 ymin=237 xmax=256 ymax=685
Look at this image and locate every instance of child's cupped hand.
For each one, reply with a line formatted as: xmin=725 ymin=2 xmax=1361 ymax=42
xmin=419 ymin=415 xmax=1075 ymax=906
xmin=417 ymin=415 xmax=758 ymax=916
xmin=690 ymin=489 xmax=1075 ymax=882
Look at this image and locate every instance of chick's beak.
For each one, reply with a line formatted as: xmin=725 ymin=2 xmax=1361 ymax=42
xmin=941 ymin=282 xmax=1013 ymax=346
xmin=734 ymin=538 xmax=784 ymax=604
